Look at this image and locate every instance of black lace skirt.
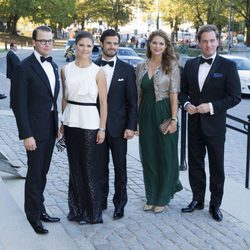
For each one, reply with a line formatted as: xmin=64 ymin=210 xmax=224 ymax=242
xmin=64 ymin=126 xmax=102 ymax=224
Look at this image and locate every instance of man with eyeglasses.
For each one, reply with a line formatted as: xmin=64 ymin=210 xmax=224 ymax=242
xmin=11 ymin=26 xmax=60 ymax=234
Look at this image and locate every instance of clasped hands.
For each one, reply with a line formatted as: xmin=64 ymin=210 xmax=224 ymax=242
xmin=186 ymin=103 xmax=210 ymax=115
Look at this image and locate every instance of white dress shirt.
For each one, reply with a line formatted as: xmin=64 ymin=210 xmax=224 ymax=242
xmin=184 ymin=53 xmax=217 ymax=115
xmin=100 ymin=56 xmax=117 ymax=91
xmin=198 ymin=53 xmax=217 ymax=114
xmin=34 ymin=50 xmax=56 ymax=96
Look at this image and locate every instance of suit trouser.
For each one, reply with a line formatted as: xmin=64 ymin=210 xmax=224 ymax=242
xmin=97 ymin=132 xmax=128 ymax=211
xmin=25 ymin=115 xmax=55 ymax=221
xmin=188 ymin=127 xmax=225 ymax=208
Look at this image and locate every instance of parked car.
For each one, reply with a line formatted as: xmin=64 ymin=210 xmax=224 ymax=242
xmin=65 ymin=45 xmax=75 ymax=62
xmin=117 ymin=47 xmax=144 ymax=69
xmin=64 ymin=40 xmax=101 ymax=62
xmin=64 ymin=39 xmax=75 ymax=57
xmin=221 ymin=55 xmax=250 ymax=95
xmin=92 ymin=44 xmax=101 ymax=61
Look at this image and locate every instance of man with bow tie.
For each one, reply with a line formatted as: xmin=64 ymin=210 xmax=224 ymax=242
xmin=95 ymin=29 xmax=137 ymax=220
xmin=11 ymin=26 xmax=60 ymax=234
xmin=180 ymin=25 xmax=241 ymax=222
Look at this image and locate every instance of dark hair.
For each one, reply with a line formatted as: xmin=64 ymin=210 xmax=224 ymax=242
xmin=75 ymin=31 xmax=94 ymax=44
xmin=32 ymin=26 xmax=52 ymax=40
xmin=146 ymin=29 xmax=176 ymax=74
xmin=100 ymin=29 xmax=120 ymax=43
xmin=10 ymin=42 xmax=16 ymax=47
xmin=197 ymin=24 xmax=219 ymax=42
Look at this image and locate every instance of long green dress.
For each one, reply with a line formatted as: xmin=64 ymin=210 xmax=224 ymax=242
xmin=139 ymin=73 xmax=182 ymax=206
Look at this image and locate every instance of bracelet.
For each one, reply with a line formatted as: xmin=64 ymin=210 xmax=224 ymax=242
xmin=171 ymin=117 xmax=178 ymax=122
xmin=99 ymin=128 xmax=106 ymax=131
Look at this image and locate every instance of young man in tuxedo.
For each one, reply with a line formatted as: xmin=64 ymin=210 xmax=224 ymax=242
xmin=180 ymin=25 xmax=241 ymax=221
xmin=11 ymin=26 xmax=60 ymax=234
xmin=6 ymin=42 xmax=20 ymax=107
xmin=95 ymin=29 xmax=137 ymax=220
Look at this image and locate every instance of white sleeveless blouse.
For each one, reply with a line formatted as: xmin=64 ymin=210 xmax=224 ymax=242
xmin=61 ymin=62 xmax=100 ymax=129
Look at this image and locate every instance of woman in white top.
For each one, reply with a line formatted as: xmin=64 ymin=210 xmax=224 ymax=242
xmin=60 ymin=31 xmax=107 ymax=224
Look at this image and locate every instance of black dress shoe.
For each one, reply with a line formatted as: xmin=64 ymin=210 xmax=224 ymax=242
xmin=0 ymin=94 xmax=7 ymax=99
xmin=209 ymin=207 xmax=223 ymax=222
xmin=29 ymin=220 xmax=49 ymax=234
xmin=181 ymin=200 xmax=204 ymax=213
xmin=41 ymin=212 xmax=60 ymax=223
xmin=113 ymin=210 xmax=124 ymax=220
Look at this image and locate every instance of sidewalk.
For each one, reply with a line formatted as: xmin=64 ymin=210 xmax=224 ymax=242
xmin=1 ymin=110 xmax=250 ymax=250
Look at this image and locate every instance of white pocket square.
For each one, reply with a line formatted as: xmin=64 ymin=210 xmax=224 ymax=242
xmin=118 ymin=78 xmax=124 ymax=81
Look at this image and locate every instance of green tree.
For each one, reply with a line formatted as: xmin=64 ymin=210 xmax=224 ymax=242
xmin=0 ymin=0 xmax=35 ymax=35
xmin=76 ymin=0 xmax=103 ymax=30
xmin=160 ymin=0 xmax=187 ymax=42
xmin=231 ymin=0 xmax=250 ymax=46
xmin=100 ymin=0 xmax=149 ymax=31
xmin=32 ymin=0 xmax=76 ymax=37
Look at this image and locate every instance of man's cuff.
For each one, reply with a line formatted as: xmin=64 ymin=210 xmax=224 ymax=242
xmin=184 ymin=101 xmax=190 ymax=110
xmin=209 ymin=102 xmax=214 ymax=115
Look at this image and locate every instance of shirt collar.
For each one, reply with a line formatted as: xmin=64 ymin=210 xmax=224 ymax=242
xmin=34 ymin=50 xmax=52 ymax=64
xmin=201 ymin=53 xmax=217 ymax=61
xmin=101 ymin=56 xmax=117 ymax=65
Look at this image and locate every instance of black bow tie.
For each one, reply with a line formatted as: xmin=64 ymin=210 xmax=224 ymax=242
xmin=40 ymin=56 xmax=52 ymax=63
xmin=200 ymin=57 xmax=213 ymax=65
xmin=101 ymin=60 xmax=114 ymax=67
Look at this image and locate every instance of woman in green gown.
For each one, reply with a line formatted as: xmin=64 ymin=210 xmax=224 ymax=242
xmin=136 ymin=30 xmax=182 ymax=213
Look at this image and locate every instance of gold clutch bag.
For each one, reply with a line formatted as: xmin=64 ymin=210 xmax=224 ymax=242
xmin=159 ymin=118 xmax=171 ymax=134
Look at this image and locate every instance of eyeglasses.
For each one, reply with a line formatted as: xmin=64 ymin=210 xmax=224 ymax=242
xmin=35 ymin=39 xmax=54 ymax=45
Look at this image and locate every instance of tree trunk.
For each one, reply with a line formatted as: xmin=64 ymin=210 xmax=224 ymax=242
xmin=114 ymin=20 xmax=118 ymax=31
xmin=246 ymin=20 xmax=250 ymax=46
xmin=174 ymin=18 xmax=178 ymax=42
xmin=10 ymin=15 xmax=19 ymax=35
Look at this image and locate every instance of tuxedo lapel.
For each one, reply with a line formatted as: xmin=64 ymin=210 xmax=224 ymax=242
xmin=193 ymin=58 xmax=201 ymax=93
xmin=30 ymin=54 xmax=54 ymax=98
xmin=109 ymin=58 xmax=121 ymax=94
xmin=51 ymin=62 xmax=60 ymax=100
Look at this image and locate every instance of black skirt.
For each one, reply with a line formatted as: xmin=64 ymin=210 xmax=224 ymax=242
xmin=64 ymin=126 xmax=102 ymax=224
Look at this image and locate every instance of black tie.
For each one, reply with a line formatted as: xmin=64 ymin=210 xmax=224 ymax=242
xmin=101 ymin=60 xmax=114 ymax=67
xmin=40 ymin=56 xmax=52 ymax=63
xmin=200 ymin=57 xmax=213 ymax=65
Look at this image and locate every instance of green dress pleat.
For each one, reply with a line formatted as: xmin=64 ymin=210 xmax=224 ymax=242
xmin=139 ymin=73 xmax=182 ymax=206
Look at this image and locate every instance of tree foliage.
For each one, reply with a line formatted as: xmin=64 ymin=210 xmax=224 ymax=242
xmin=0 ymin=0 xmax=35 ymax=34
xmin=76 ymin=0 xmax=149 ymax=31
xmin=231 ymin=0 xmax=250 ymax=45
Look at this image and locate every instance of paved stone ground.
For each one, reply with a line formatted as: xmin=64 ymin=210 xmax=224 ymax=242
xmin=1 ymin=112 xmax=250 ymax=250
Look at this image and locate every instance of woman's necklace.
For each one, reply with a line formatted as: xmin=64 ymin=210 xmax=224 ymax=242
xmin=75 ymin=60 xmax=91 ymax=68
xmin=148 ymin=60 xmax=161 ymax=70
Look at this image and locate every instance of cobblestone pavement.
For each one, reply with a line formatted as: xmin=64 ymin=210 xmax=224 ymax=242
xmin=1 ymin=112 xmax=250 ymax=250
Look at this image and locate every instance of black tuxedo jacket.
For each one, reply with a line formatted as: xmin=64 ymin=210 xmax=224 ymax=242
xmin=95 ymin=57 xmax=137 ymax=137
xmin=6 ymin=50 xmax=20 ymax=79
xmin=12 ymin=53 xmax=60 ymax=140
xmin=180 ymin=54 xmax=241 ymax=136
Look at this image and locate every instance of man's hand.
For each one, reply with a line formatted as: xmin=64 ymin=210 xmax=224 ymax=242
xmin=124 ymin=129 xmax=135 ymax=140
xmin=196 ymin=103 xmax=210 ymax=114
xmin=186 ymin=103 xmax=197 ymax=115
xmin=24 ymin=137 xmax=37 ymax=151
